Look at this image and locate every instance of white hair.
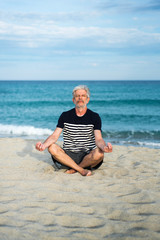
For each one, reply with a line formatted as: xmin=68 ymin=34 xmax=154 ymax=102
xmin=72 ymin=85 xmax=90 ymax=98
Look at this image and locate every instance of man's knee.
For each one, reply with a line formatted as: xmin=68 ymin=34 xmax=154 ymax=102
xmin=92 ymin=148 xmax=104 ymax=161
xmin=48 ymin=144 xmax=59 ymax=156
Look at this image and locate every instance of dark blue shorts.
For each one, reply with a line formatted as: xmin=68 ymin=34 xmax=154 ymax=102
xmin=51 ymin=149 xmax=103 ymax=171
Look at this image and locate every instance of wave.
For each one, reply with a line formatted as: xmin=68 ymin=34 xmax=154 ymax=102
xmin=90 ymin=99 xmax=160 ymax=106
xmin=0 ymin=124 xmax=53 ymax=138
xmin=0 ymin=124 xmax=159 ymax=148
xmin=0 ymin=100 xmax=73 ymax=108
xmin=102 ymin=130 xmax=160 ymax=140
xmin=1 ymin=99 xmax=160 ymax=108
xmin=137 ymin=141 xmax=160 ymax=148
xmin=111 ymin=140 xmax=160 ymax=149
xmin=101 ymin=113 xmax=160 ymax=122
xmin=102 ymin=130 xmax=160 ymax=148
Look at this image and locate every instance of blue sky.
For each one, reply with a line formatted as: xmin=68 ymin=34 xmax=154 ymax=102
xmin=0 ymin=0 xmax=160 ymax=80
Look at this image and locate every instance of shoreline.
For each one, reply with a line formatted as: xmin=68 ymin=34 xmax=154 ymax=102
xmin=0 ymin=138 xmax=160 ymax=239
xmin=0 ymin=135 xmax=159 ymax=149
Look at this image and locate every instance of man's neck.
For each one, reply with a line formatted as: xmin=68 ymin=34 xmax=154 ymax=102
xmin=75 ymin=107 xmax=87 ymax=117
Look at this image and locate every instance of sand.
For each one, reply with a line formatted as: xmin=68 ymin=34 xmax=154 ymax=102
xmin=0 ymin=138 xmax=160 ymax=240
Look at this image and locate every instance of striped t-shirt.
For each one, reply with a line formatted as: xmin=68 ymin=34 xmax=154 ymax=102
xmin=57 ymin=108 xmax=101 ymax=152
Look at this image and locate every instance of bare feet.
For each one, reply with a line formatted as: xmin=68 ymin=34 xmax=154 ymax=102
xmin=81 ymin=169 xmax=92 ymax=176
xmin=66 ymin=168 xmax=92 ymax=176
xmin=66 ymin=169 xmax=76 ymax=174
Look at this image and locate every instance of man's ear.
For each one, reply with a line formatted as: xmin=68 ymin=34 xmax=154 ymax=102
xmin=72 ymin=98 xmax=75 ymax=104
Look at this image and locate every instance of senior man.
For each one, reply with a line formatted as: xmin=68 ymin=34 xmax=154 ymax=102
xmin=36 ymin=85 xmax=112 ymax=176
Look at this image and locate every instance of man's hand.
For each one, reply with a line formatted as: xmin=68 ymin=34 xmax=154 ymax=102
xmin=35 ymin=142 xmax=46 ymax=151
xmin=103 ymin=142 xmax=112 ymax=153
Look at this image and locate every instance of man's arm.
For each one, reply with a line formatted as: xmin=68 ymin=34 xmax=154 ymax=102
xmin=94 ymin=130 xmax=112 ymax=153
xmin=36 ymin=127 xmax=63 ymax=151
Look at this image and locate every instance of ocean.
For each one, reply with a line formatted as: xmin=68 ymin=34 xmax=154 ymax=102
xmin=0 ymin=80 xmax=160 ymax=148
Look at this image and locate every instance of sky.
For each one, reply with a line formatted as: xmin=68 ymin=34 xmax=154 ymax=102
xmin=0 ymin=0 xmax=160 ymax=80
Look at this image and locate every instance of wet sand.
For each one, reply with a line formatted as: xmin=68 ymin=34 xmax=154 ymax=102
xmin=0 ymin=138 xmax=160 ymax=240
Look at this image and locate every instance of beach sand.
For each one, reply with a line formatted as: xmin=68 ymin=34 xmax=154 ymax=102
xmin=0 ymin=138 xmax=160 ymax=240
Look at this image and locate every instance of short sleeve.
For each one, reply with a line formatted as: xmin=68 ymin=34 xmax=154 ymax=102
xmin=56 ymin=113 xmax=64 ymax=129
xmin=93 ymin=113 xmax=102 ymax=130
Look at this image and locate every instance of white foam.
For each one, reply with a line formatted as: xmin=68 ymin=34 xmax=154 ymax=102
xmin=137 ymin=141 xmax=160 ymax=148
xmin=0 ymin=124 xmax=53 ymax=137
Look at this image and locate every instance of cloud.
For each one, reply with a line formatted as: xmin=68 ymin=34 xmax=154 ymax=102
xmin=98 ymin=0 xmax=160 ymax=13
xmin=0 ymin=18 xmax=160 ymax=50
xmin=135 ymin=0 xmax=160 ymax=12
xmin=0 ymin=10 xmax=99 ymax=25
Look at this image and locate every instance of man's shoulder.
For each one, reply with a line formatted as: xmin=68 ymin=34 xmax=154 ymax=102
xmin=57 ymin=108 xmax=75 ymax=126
xmin=61 ymin=108 xmax=75 ymax=117
xmin=87 ymin=109 xmax=100 ymax=117
xmin=87 ymin=109 xmax=101 ymax=129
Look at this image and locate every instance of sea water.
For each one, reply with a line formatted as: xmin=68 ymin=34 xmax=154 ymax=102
xmin=0 ymin=80 xmax=160 ymax=148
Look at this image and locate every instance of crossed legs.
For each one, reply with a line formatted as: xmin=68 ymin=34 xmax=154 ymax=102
xmin=48 ymin=144 xmax=104 ymax=176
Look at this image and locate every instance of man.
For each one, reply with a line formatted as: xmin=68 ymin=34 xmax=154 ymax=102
xmin=36 ymin=85 xmax=112 ymax=176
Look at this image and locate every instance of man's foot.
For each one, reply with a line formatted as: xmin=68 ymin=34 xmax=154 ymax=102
xmin=65 ymin=168 xmax=92 ymax=176
xmin=81 ymin=169 xmax=92 ymax=176
xmin=65 ymin=169 xmax=76 ymax=174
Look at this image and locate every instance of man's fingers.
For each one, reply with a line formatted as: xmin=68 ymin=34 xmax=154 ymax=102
xmin=108 ymin=142 xmax=112 ymax=149
xmin=36 ymin=142 xmax=43 ymax=151
xmin=106 ymin=143 xmax=112 ymax=152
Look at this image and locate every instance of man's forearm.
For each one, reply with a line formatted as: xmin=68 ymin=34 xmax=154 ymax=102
xmin=43 ymin=134 xmax=57 ymax=149
xmin=42 ymin=127 xmax=62 ymax=150
xmin=95 ymin=139 xmax=107 ymax=152
xmin=96 ymin=139 xmax=112 ymax=153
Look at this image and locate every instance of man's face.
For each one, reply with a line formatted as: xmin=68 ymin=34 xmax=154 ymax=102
xmin=73 ymin=89 xmax=90 ymax=108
